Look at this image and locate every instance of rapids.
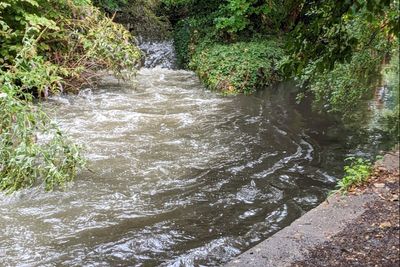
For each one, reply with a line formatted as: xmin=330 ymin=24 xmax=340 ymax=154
xmin=0 ymin=42 xmax=353 ymax=266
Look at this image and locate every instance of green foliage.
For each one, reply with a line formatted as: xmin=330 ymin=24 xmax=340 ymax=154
xmin=170 ymin=2 xmax=289 ymax=94
xmin=160 ymin=0 xmax=221 ymax=20
xmin=190 ymin=39 xmax=284 ymax=94
xmin=173 ymin=19 xmax=192 ymax=67
xmin=306 ymin=48 xmax=383 ymax=123
xmin=0 ymin=75 xmax=85 ymax=193
xmin=0 ymin=0 xmax=141 ymax=193
xmin=215 ymin=0 xmax=259 ymax=34
xmin=67 ymin=5 xmax=142 ymax=79
xmin=162 ymin=0 xmax=192 ymax=5
xmin=168 ymin=0 xmax=398 ymax=126
xmin=0 ymin=0 xmax=142 ymax=92
xmin=336 ymin=157 xmax=372 ymax=193
xmin=213 ymin=0 xmax=298 ymax=36
xmin=107 ymin=0 xmax=170 ymax=40
xmin=379 ymin=106 xmax=400 ymax=142
xmin=173 ymin=14 xmax=218 ymax=68
xmin=164 ymin=0 xmax=300 ymax=38
xmin=169 ymin=0 xmax=293 ymax=91
xmin=378 ymin=48 xmax=400 ymax=142
xmin=94 ymin=0 xmax=171 ymax=40
xmin=288 ymin=1 xmax=398 ymax=123
xmin=287 ymin=0 xmax=398 ymax=76
xmin=93 ymin=0 xmax=127 ymax=11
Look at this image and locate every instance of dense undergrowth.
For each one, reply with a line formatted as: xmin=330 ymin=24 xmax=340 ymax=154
xmin=190 ymin=40 xmax=284 ymax=94
xmin=0 ymin=0 xmax=141 ymax=193
xmin=163 ymin=0 xmax=399 ymax=139
xmin=170 ymin=11 xmax=290 ymax=95
xmin=94 ymin=0 xmax=171 ymax=40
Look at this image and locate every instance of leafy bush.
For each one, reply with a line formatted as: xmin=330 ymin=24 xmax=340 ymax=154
xmin=1 ymin=0 xmax=142 ymax=93
xmin=336 ymin=158 xmax=372 ymax=193
xmin=305 ymin=49 xmax=382 ymax=123
xmin=93 ymin=0 xmax=127 ymax=11
xmin=0 ymin=69 xmax=85 ymax=193
xmin=160 ymin=0 xmax=222 ymax=22
xmin=190 ymin=39 xmax=285 ymax=94
xmin=214 ymin=0 xmax=258 ymax=34
xmin=0 ymin=0 xmax=141 ymax=193
xmin=173 ymin=19 xmax=192 ymax=67
xmin=378 ymin=48 xmax=400 ymax=142
xmin=168 ymin=1 xmax=293 ymax=95
xmin=213 ymin=0 xmax=296 ymax=36
xmin=173 ymin=15 xmax=217 ymax=68
xmin=291 ymin=1 xmax=397 ymax=124
xmin=110 ymin=0 xmax=171 ymax=40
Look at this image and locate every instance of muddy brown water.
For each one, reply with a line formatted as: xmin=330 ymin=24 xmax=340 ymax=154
xmin=1 ymin=67 xmax=357 ymax=266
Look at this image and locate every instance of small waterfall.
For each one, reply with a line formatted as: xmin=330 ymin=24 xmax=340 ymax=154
xmin=138 ymin=39 xmax=177 ymax=69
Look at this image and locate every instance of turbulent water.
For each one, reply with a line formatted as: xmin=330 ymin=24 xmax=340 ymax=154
xmin=139 ymin=40 xmax=177 ymax=69
xmin=0 ymin=45 xmax=352 ymax=266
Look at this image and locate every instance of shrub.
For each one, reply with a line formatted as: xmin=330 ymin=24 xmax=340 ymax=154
xmin=335 ymin=158 xmax=372 ymax=193
xmin=1 ymin=0 xmax=142 ymax=93
xmin=190 ymin=39 xmax=285 ymax=94
xmin=0 ymin=76 xmax=85 ymax=193
xmin=305 ymin=49 xmax=382 ymax=123
xmin=173 ymin=19 xmax=192 ymax=67
xmin=0 ymin=0 xmax=141 ymax=193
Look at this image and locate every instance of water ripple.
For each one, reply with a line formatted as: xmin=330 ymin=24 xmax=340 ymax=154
xmin=0 ymin=69 xmax=347 ymax=266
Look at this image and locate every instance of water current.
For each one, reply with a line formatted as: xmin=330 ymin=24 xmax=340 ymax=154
xmin=0 ymin=42 xmax=358 ymax=266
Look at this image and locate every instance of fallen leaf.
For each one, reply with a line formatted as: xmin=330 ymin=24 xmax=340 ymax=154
xmin=379 ymin=222 xmax=392 ymax=228
xmin=374 ymin=183 xmax=385 ymax=188
xmin=390 ymin=194 xmax=399 ymax=201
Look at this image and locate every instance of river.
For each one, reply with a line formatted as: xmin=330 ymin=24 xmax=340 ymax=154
xmin=0 ymin=42 xmax=359 ymax=266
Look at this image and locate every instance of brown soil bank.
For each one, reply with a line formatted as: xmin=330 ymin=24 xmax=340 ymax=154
xmin=226 ymin=150 xmax=399 ymax=267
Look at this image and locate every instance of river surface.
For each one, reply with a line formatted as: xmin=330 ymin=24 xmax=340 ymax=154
xmin=1 ymin=64 xmax=357 ymax=266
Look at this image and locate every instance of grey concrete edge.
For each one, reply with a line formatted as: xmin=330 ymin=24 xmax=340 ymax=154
xmin=224 ymin=192 xmax=378 ymax=267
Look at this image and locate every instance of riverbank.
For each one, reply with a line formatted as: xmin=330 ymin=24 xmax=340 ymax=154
xmin=226 ymin=150 xmax=399 ymax=267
